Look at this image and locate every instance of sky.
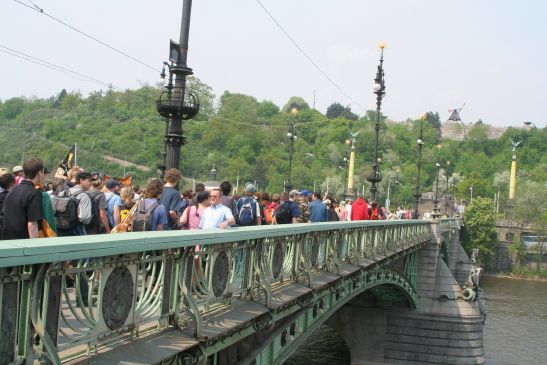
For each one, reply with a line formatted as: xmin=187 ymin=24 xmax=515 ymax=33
xmin=1 ymin=0 xmax=546 ymax=128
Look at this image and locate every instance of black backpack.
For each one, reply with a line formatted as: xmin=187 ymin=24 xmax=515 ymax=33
xmin=52 ymin=192 xmax=79 ymax=230
xmin=132 ymin=200 xmax=159 ymax=231
xmin=275 ymin=201 xmax=293 ymax=224
xmin=235 ymin=196 xmax=258 ymax=226
xmin=85 ymin=190 xmax=103 ymax=231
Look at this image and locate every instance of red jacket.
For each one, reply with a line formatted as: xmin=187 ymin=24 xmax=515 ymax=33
xmin=351 ymin=198 xmax=369 ymax=220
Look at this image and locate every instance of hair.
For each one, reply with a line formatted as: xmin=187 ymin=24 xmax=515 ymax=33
xmin=132 ymin=184 xmax=140 ymax=194
xmin=255 ymin=192 xmax=262 ymax=201
xmin=195 ymin=183 xmax=205 ymax=193
xmin=22 ymin=158 xmax=44 ymax=180
xmin=75 ymin=171 xmax=92 ymax=183
xmin=312 ymin=192 xmax=321 ymax=200
xmin=0 ymin=173 xmax=16 ymax=190
xmin=67 ymin=166 xmax=83 ymax=181
xmin=164 ymin=168 xmax=182 ymax=184
xmin=145 ymin=178 xmax=164 ymax=198
xmin=219 ymin=180 xmax=231 ymax=196
xmin=120 ymin=186 xmax=134 ymax=205
xmin=272 ymin=194 xmax=280 ymax=203
xmin=371 ymin=201 xmax=379 ymax=208
xmin=261 ymin=192 xmax=270 ymax=202
xmin=196 ymin=190 xmax=210 ymax=205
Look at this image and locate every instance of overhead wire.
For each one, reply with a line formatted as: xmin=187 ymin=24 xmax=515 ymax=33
xmin=254 ymin=0 xmax=367 ymax=112
xmin=12 ymin=0 xmax=160 ymax=73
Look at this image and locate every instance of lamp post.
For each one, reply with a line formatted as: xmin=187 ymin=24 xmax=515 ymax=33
xmin=341 ymin=149 xmax=349 ymax=196
xmin=432 ymin=162 xmax=441 ymax=217
xmin=445 ymin=161 xmax=451 ymax=215
xmin=413 ymin=114 xmax=426 ymax=218
xmin=385 ymin=168 xmax=399 ymax=211
xmin=156 ymin=0 xmax=200 ymax=173
xmin=367 ymin=44 xmax=386 ymax=201
xmin=285 ymin=107 xmax=298 ymax=191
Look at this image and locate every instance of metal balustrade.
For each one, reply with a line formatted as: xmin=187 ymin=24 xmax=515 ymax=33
xmin=0 ymin=220 xmax=448 ymax=365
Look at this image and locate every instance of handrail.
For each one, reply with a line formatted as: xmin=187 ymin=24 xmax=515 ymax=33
xmin=0 ymin=219 xmax=453 ymax=365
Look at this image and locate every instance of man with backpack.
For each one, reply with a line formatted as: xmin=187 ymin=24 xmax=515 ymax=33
xmin=85 ymin=173 xmax=110 ymax=234
xmin=234 ymin=183 xmax=261 ymax=226
xmin=273 ymin=190 xmax=301 ymax=224
xmin=53 ymin=171 xmax=92 ymax=236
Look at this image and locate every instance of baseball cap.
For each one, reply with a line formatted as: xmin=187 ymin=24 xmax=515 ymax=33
xmin=299 ymin=189 xmax=311 ymax=197
xmin=324 ymin=199 xmax=332 ymax=206
xmin=289 ymin=189 xmax=300 ymax=197
xmin=0 ymin=167 xmax=9 ymax=176
xmin=12 ymin=165 xmax=23 ymax=173
xmin=105 ymin=178 xmax=121 ymax=189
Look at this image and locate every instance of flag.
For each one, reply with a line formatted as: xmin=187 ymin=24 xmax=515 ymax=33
xmin=57 ymin=144 xmax=76 ymax=176
xmin=103 ymin=175 xmax=132 ymax=186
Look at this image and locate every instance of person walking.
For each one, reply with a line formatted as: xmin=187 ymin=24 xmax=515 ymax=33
xmin=308 ymin=192 xmax=328 ymax=223
xmin=350 ymin=193 xmax=369 ymax=221
xmin=199 ymin=188 xmax=235 ymax=229
xmin=159 ymin=168 xmax=183 ymax=229
xmin=1 ymin=158 xmax=45 ymax=240
xmin=180 ymin=191 xmax=210 ymax=230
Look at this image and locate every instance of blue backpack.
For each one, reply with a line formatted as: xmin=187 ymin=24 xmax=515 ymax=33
xmin=236 ymin=197 xmax=257 ymax=226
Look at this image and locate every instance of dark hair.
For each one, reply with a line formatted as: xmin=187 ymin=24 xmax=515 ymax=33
xmin=261 ymin=192 xmax=270 ymax=202
xmin=313 ymin=192 xmax=321 ymax=200
xmin=145 ymin=178 xmax=164 ymax=198
xmin=22 ymin=158 xmax=44 ymax=180
xmin=196 ymin=190 xmax=210 ymax=204
xmin=0 ymin=173 xmax=15 ymax=190
xmin=219 ymin=180 xmax=231 ymax=196
xmin=76 ymin=171 xmax=93 ymax=183
xmin=195 ymin=183 xmax=205 ymax=193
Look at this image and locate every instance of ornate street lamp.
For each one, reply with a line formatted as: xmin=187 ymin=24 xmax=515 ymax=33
xmin=445 ymin=160 xmax=451 ymax=215
xmin=413 ymin=114 xmax=426 ymax=218
xmin=285 ymin=107 xmax=298 ymax=191
xmin=432 ymin=162 xmax=441 ymax=217
xmin=367 ymin=44 xmax=386 ymax=201
xmin=156 ymin=1 xmax=200 ymax=174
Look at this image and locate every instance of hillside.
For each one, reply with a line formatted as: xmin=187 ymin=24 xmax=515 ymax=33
xmin=1 ymin=81 xmax=545 ymax=210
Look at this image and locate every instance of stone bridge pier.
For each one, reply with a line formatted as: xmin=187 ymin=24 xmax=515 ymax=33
xmin=326 ymin=221 xmax=485 ymax=365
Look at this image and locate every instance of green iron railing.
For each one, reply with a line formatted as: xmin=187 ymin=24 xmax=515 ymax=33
xmin=0 ymin=220 xmax=441 ymax=365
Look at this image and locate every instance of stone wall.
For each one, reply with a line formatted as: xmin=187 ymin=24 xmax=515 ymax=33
xmin=329 ymin=222 xmax=485 ymax=364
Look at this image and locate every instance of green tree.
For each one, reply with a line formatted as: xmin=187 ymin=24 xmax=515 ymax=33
xmin=463 ymin=197 xmax=498 ymax=269
xmin=282 ymin=96 xmax=309 ymax=113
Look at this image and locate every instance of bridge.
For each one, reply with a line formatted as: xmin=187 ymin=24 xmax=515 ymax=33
xmin=0 ymin=218 xmax=485 ymax=365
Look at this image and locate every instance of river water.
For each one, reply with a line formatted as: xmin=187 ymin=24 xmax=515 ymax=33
xmin=284 ymin=276 xmax=547 ymax=365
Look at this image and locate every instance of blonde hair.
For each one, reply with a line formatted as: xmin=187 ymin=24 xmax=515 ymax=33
xmin=120 ymin=186 xmax=134 ymax=205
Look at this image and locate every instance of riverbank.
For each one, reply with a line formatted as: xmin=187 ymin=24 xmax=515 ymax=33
xmin=484 ymin=272 xmax=547 ymax=282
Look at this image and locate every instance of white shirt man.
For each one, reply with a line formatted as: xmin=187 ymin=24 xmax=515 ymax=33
xmin=199 ymin=189 xmax=235 ymax=229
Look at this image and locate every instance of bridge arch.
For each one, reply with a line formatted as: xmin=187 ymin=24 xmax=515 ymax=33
xmin=237 ymin=268 xmax=418 ymax=365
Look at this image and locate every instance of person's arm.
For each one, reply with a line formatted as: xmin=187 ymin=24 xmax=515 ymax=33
xmin=28 ymin=221 xmax=40 ymax=238
xmin=99 ymin=209 xmax=111 ymax=233
xmin=179 ymin=207 xmax=189 ymax=225
xmin=79 ymin=195 xmax=93 ymax=225
xmin=219 ymin=207 xmax=235 ymax=229
xmin=113 ymin=205 xmax=121 ymax=225
xmin=255 ymin=201 xmax=262 ymax=225
xmin=169 ymin=210 xmax=178 ymax=225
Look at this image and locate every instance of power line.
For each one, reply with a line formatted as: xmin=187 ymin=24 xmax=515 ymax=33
xmin=12 ymin=0 xmax=160 ymax=73
xmin=0 ymin=44 xmax=161 ymax=103
xmin=254 ymin=0 xmax=367 ymax=112
xmin=0 ymin=44 xmax=112 ymax=88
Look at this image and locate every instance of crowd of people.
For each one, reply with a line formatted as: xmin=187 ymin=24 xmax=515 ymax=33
xmin=0 ymin=158 xmax=420 ymax=241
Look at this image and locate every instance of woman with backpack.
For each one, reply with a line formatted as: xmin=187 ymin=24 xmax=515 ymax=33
xmin=131 ymin=179 xmax=168 ymax=231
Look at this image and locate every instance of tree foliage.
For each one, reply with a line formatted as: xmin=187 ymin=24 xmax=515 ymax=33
xmin=463 ymin=197 xmax=498 ymax=268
